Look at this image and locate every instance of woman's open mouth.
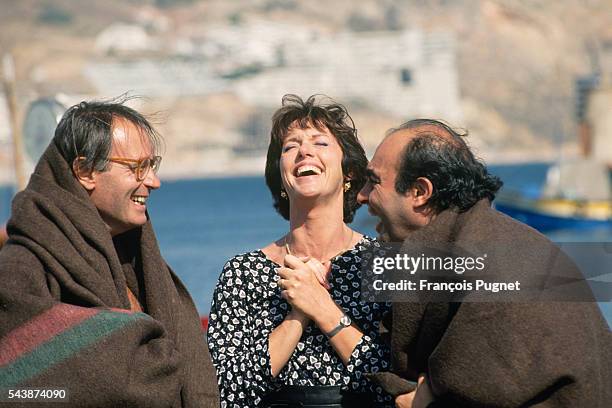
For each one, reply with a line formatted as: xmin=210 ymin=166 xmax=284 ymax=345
xmin=295 ymin=165 xmax=322 ymax=177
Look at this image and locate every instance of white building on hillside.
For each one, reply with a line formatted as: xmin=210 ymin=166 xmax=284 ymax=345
xmin=83 ymin=59 xmax=225 ymax=98
xmin=95 ymin=24 xmax=158 ymax=55
xmin=231 ymin=29 xmax=461 ymax=121
xmin=172 ymin=21 xmax=317 ymax=71
xmin=86 ymin=24 xmax=461 ymax=122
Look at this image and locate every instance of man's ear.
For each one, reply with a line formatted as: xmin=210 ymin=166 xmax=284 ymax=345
xmin=411 ymin=177 xmax=433 ymax=207
xmin=72 ymin=158 xmax=96 ymax=191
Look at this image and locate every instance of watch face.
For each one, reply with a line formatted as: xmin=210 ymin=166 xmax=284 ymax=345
xmin=340 ymin=315 xmax=351 ymax=326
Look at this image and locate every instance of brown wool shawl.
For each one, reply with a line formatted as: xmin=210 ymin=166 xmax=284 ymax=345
xmin=0 ymin=142 xmax=219 ymax=407
xmin=371 ymin=200 xmax=611 ymax=407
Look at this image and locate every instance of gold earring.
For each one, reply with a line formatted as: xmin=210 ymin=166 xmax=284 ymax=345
xmin=280 ymin=189 xmax=287 ymax=199
xmin=343 ymin=181 xmax=351 ymax=192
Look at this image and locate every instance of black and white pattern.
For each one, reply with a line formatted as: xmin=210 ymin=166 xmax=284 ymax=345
xmin=207 ymin=237 xmax=393 ymax=408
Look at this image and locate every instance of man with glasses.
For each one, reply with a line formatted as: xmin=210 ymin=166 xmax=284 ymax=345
xmin=0 ymin=100 xmax=219 ymax=406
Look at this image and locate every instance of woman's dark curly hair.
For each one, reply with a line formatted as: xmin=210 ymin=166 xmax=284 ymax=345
xmin=265 ymin=94 xmax=368 ymax=223
xmin=393 ymin=119 xmax=503 ymax=213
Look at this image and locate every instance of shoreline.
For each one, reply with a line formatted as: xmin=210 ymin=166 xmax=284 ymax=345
xmin=0 ymin=159 xmax=554 ymax=189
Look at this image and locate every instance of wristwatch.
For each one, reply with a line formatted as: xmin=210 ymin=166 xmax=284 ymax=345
xmin=326 ymin=314 xmax=352 ymax=338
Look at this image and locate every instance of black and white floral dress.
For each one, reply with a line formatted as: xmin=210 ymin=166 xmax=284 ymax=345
xmin=207 ymin=236 xmax=393 ymax=408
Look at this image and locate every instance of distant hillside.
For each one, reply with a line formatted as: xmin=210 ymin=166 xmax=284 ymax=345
xmin=1 ymin=0 xmax=610 ymax=171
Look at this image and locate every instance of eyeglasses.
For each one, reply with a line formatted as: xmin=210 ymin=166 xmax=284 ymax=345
xmin=107 ymin=156 xmax=162 ymax=181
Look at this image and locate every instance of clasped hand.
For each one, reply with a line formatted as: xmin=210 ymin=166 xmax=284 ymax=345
xmin=276 ymin=254 xmax=334 ymax=319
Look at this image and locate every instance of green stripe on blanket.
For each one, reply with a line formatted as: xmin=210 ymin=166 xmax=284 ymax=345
xmin=0 ymin=310 xmax=151 ymax=387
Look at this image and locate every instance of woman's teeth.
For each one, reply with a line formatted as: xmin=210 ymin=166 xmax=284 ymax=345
xmin=296 ymin=165 xmax=322 ymax=176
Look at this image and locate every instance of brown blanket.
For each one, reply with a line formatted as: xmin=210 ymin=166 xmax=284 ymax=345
xmin=0 ymin=142 xmax=219 ymax=407
xmin=373 ymin=200 xmax=611 ymax=407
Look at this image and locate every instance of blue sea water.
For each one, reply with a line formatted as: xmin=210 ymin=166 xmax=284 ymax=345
xmin=1 ymin=163 xmax=611 ymax=326
xmin=146 ymin=175 xmax=383 ymax=312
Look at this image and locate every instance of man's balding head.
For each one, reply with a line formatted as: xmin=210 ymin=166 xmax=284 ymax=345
xmin=385 ymin=119 xmax=468 ymax=156
xmin=388 ymin=119 xmax=502 ymax=214
xmin=359 ymin=119 xmax=503 ymax=241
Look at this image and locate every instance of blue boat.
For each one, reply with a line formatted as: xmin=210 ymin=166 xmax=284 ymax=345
xmin=494 ymin=160 xmax=612 ymax=232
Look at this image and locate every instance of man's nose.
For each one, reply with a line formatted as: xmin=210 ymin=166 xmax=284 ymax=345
xmin=357 ymin=183 xmax=370 ymax=204
xmin=144 ymin=169 xmax=161 ymax=190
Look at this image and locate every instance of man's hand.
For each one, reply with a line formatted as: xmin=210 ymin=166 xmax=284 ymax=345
xmin=395 ymin=374 xmax=434 ymax=408
xmin=395 ymin=391 xmax=415 ymax=408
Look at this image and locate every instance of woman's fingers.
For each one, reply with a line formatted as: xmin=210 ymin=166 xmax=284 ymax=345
xmin=284 ymin=255 xmax=319 ymax=281
xmin=306 ymin=259 xmax=331 ymax=289
xmin=305 ymin=259 xmax=326 ymax=285
xmin=312 ymin=267 xmax=327 ymax=288
xmin=281 ymin=254 xmax=334 ymax=294
xmin=284 ymin=254 xmax=307 ymax=268
xmin=307 ymin=258 xmax=325 ymax=274
xmin=276 ymin=267 xmax=293 ymax=279
xmin=282 ymin=255 xmax=333 ymax=289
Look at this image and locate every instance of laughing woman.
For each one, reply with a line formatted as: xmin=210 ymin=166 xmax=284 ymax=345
xmin=207 ymin=95 xmax=392 ymax=408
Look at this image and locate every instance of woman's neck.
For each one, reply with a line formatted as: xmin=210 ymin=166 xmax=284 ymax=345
xmin=287 ymin=195 xmax=351 ymax=261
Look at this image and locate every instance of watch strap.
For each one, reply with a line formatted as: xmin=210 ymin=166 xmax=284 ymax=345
xmin=326 ymin=314 xmax=351 ymax=338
